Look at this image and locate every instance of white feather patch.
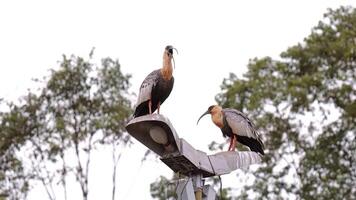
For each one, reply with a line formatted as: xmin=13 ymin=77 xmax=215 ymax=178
xmin=136 ymin=83 xmax=153 ymax=106
xmin=135 ymin=69 xmax=160 ymax=107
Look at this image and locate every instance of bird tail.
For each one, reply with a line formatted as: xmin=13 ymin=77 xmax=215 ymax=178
xmin=133 ymin=103 xmax=148 ymax=118
xmin=251 ymin=144 xmax=265 ymax=156
xmin=133 ymin=101 xmax=157 ymax=118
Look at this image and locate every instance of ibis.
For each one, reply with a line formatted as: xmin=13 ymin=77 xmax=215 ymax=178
xmin=133 ymin=45 xmax=177 ymax=118
xmin=197 ymin=105 xmax=264 ymax=155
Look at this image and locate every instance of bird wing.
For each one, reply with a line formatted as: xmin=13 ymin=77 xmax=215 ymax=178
xmin=223 ymin=109 xmax=263 ymax=146
xmin=136 ymin=69 xmax=160 ymax=106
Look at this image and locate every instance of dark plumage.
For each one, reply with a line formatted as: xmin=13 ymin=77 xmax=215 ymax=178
xmin=133 ymin=46 xmax=176 ymax=118
xmin=133 ymin=70 xmax=174 ymax=117
xmin=197 ymin=105 xmax=264 ymax=155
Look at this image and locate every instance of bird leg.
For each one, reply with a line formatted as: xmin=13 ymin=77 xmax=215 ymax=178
xmin=231 ymin=135 xmax=237 ymax=151
xmin=228 ymin=137 xmax=233 ymax=151
xmin=148 ymin=100 xmax=152 ymax=114
xmin=227 ymin=135 xmax=237 ymax=151
xmin=157 ymin=101 xmax=161 ymax=114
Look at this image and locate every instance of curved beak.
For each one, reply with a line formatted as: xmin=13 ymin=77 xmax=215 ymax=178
xmin=170 ymin=47 xmax=178 ymax=69
xmin=196 ymin=110 xmax=210 ymax=125
xmin=172 ymin=47 xmax=178 ymax=55
xmin=172 ymin=56 xmax=176 ymax=69
xmin=166 ymin=46 xmax=178 ymax=69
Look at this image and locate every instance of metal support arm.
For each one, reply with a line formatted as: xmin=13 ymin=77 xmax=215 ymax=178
xmin=125 ymin=114 xmax=262 ymax=200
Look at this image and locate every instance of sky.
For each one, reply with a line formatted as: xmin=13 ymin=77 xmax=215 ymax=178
xmin=1 ymin=0 xmax=355 ymax=199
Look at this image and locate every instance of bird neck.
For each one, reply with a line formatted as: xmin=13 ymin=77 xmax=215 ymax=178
xmin=161 ymin=54 xmax=173 ymax=80
xmin=211 ymin=112 xmax=223 ymax=128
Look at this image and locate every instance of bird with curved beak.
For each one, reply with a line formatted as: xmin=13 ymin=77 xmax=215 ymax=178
xmin=197 ymin=105 xmax=264 ymax=155
xmin=133 ymin=45 xmax=178 ymax=118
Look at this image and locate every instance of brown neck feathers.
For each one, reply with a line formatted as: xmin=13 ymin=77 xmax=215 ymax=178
xmin=212 ymin=112 xmax=224 ymax=128
xmin=161 ymin=53 xmax=173 ymax=80
xmin=211 ymin=106 xmax=223 ymax=128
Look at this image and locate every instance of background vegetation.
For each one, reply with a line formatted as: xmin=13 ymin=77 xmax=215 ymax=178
xmin=150 ymin=6 xmax=355 ymax=200
xmin=0 ymin=51 xmax=132 ymax=200
xmin=0 ymin=6 xmax=355 ymax=200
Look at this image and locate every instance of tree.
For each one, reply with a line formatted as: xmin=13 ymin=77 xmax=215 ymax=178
xmin=215 ymin=6 xmax=355 ymax=199
xmin=0 ymin=50 xmax=133 ymax=200
xmin=149 ymin=6 xmax=355 ymax=199
xmin=150 ymin=175 xmax=177 ymax=200
xmin=0 ymin=102 xmax=31 ymax=200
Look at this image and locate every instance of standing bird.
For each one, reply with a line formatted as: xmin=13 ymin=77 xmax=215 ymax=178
xmin=133 ymin=45 xmax=177 ymax=118
xmin=197 ymin=105 xmax=264 ymax=155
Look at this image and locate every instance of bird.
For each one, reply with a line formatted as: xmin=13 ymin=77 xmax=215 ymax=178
xmin=197 ymin=105 xmax=264 ymax=155
xmin=133 ymin=45 xmax=177 ymax=118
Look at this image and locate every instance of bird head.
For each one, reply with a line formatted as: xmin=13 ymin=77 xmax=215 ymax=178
xmin=196 ymin=105 xmax=222 ymax=125
xmin=164 ymin=45 xmax=178 ymax=68
xmin=165 ymin=45 xmax=178 ymax=57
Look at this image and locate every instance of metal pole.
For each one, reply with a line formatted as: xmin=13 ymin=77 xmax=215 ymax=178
xmin=126 ymin=115 xmax=262 ymax=200
xmin=192 ymin=174 xmax=203 ymax=200
xmin=176 ymin=178 xmax=195 ymax=200
xmin=195 ymin=189 xmax=202 ymax=200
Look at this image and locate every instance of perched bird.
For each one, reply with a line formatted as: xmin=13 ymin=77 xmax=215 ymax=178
xmin=133 ymin=45 xmax=177 ymax=118
xmin=197 ymin=105 xmax=264 ymax=155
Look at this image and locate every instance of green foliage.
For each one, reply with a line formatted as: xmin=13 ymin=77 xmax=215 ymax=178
xmin=0 ymin=102 xmax=33 ymax=200
xmin=149 ymin=6 xmax=355 ymax=200
xmin=207 ymin=176 xmax=233 ymax=200
xmin=150 ymin=175 xmax=177 ymax=200
xmin=215 ymin=6 xmax=356 ymax=199
xmin=0 ymin=51 xmax=133 ymax=200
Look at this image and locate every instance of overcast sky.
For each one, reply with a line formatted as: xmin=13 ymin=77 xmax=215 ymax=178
xmin=1 ymin=1 xmax=355 ymax=199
